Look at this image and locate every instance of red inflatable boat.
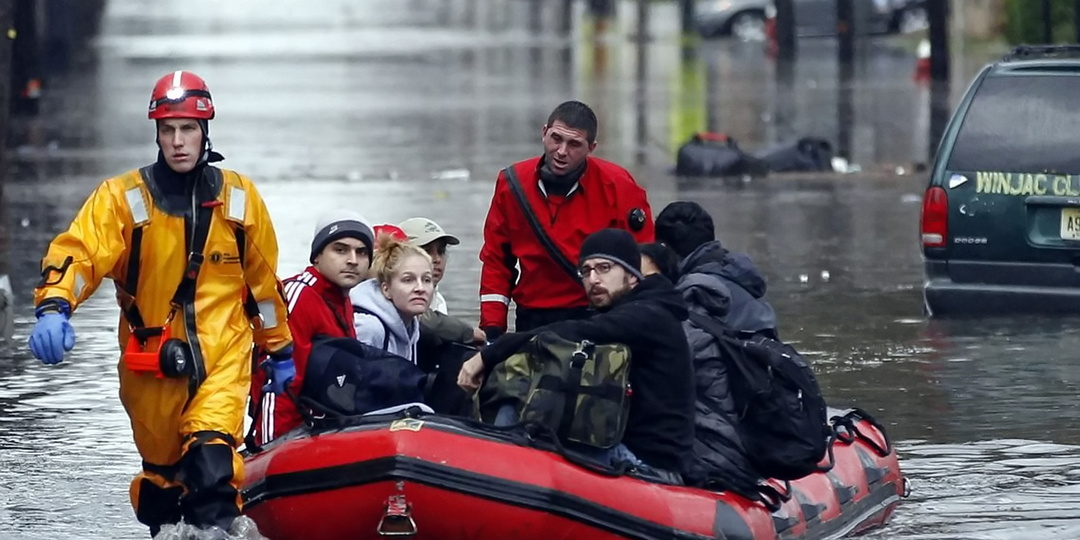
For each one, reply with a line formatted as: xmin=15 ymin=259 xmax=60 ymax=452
xmin=242 ymin=409 xmax=904 ymax=540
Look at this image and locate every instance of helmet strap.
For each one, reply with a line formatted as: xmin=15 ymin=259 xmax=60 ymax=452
xmin=198 ymin=119 xmax=211 ymax=165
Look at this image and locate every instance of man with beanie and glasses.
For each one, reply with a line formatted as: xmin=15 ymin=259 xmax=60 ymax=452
xmin=459 ymin=229 xmax=695 ymax=482
xmin=251 ymin=210 xmax=375 ymax=444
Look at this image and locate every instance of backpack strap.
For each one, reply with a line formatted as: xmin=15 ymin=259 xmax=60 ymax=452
xmin=687 ymin=310 xmax=739 ymax=341
xmin=233 ymin=225 xmax=260 ymax=320
xmin=354 ymin=305 xmax=391 ymax=351
xmin=117 ymin=167 xmax=155 ymax=329
xmin=686 ymin=311 xmax=768 ymax=393
xmin=556 ymin=340 xmax=591 ymax=438
xmin=502 ymin=166 xmax=581 ymax=282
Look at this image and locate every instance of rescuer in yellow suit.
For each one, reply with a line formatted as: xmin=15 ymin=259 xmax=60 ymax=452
xmin=28 ymin=70 xmax=295 ymax=537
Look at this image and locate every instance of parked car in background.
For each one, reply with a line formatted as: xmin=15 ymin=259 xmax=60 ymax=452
xmin=695 ymin=0 xmax=770 ymax=41
xmin=695 ymin=0 xmax=926 ymax=41
xmin=922 ymin=45 xmax=1080 ymax=316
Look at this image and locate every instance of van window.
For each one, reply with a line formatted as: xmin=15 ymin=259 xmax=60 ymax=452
xmin=946 ymin=75 xmax=1080 ymax=174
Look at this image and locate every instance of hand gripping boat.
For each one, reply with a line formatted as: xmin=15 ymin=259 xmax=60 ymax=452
xmin=241 ymin=408 xmax=904 ymax=540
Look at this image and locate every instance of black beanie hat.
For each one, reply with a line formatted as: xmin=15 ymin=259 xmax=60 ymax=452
xmin=310 ymin=210 xmax=375 ymax=264
xmin=578 ymin=228 xmax=644 ymax=280
xmin=655 ymin=201 xmax=717 ymax=258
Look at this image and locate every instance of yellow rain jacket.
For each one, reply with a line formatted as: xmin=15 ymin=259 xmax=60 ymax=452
xmin=33 ymin=165 xmax=291 ymax=505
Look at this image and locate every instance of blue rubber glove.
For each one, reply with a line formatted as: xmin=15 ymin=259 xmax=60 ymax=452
xmin=261 ymin=346 xmax=295 ymax=395
xmin=28 ymin=300 xmax=76 ymax=365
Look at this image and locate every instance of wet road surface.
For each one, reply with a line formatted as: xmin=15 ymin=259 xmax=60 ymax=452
xmin=3 ymin=1 xmax=1080 ymax=538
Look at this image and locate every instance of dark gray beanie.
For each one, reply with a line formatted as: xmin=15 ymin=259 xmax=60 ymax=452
xmin=310 ymin=210 xmax=374 ymax=264
xmin=578 ymin=228 xmax=644 ymax=280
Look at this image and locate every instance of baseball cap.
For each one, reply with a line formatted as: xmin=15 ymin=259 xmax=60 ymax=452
xmin=398 ymin=217 xmax=460 ymax=247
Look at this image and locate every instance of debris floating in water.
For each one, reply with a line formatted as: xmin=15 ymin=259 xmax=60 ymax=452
xmin=152 ymin=517 xmax=268 ymax=540
xmin=432 ymin=168 xmax=471 ymax=182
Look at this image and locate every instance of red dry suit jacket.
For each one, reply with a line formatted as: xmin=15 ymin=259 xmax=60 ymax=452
xmin=252 ymin=266 xmax=355 ymax=444
xmin=479 ymin=155 xmax=655 ymax=331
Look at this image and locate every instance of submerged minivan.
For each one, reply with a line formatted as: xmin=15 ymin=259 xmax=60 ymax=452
xmin=922 ymin=45 xmax=1080 ymax=316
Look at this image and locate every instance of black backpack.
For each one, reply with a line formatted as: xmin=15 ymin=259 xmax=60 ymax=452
xmin=301 ymin=337 xmax=429 ymax=417
xmin=687 ymin=312 xmax=830 ymax=480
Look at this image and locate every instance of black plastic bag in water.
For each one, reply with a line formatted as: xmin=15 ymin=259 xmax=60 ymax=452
xmin=752 ymin=137 xmax=834 ymax=173
xmin=676 ymin=133 xmax=768 ymax=178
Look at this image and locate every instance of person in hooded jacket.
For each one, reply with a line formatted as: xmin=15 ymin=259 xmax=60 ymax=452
xmin=351 ymin=233 xmax=435 ymax=362
xmin=654 ymin=201 xmax=776 ymax=493
xmin=459 ymin=229 xmax=695 ymax=481
xmin=655 ymin=201 xmax=777 ymax=337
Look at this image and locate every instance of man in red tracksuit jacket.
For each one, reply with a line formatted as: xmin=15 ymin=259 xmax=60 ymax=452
xmin=479 ymin=100 xmax=655 ymax=339
xmin=252 ymin=210 xmax=374 ymax=444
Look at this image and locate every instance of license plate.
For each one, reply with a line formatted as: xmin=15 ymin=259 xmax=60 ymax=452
xmin=1062 ymin=208 xmax=1080 ymax=240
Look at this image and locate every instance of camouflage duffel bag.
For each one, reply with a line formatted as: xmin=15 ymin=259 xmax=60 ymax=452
xmin=478 ymin=331 xmax=632 ymax=449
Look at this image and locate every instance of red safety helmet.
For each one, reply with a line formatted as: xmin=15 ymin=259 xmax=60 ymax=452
xmin=148 ymin=70 xmax=215 ymax=120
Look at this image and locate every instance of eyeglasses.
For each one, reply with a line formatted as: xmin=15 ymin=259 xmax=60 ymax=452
xmin=578 ymin=261 xmax=615 ymax=279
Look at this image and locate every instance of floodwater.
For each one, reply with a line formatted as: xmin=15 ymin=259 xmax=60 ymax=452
xmin=2 ymin=0 xmax=1080 ymax=538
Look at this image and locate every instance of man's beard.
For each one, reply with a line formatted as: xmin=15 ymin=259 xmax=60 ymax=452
xmin=587 ymin=278 xmax=632 ymax=309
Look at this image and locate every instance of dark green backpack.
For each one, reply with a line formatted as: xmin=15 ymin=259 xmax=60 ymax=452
xmin=478 ymin=332 xmax=632 ymax=449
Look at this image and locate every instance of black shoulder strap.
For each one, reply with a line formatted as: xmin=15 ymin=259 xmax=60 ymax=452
xmin=687 ymin=311 xmax=771 ymax=392
xmin=233 ymin=226 xmax=261 ymax=320
xmin=170 ymin=168 xmax=218 ymax=308
xmin=121 ymin=226 xmax=147 ymax=328
xmin=120 ymin=166 xmax=216 ymax=327
xmin=687 ymin=311 xmax=735 ymax=343
xmin=118 ymin=166 xmax=155 ymax=329
xmin=502 ymin=166 xmax=581 ymax=282
xmin=353 ymin=305 xmax=391 ymax=351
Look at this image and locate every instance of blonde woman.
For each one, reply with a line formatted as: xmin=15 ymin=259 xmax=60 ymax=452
xmin=350 ymin=232 xmax=435 ymax=363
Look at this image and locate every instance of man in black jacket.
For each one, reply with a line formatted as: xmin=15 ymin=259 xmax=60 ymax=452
xmin=655 ymin=201 xmax=776 ymax=493
xmin=458 ymin=229 xmax=695 ymax=479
